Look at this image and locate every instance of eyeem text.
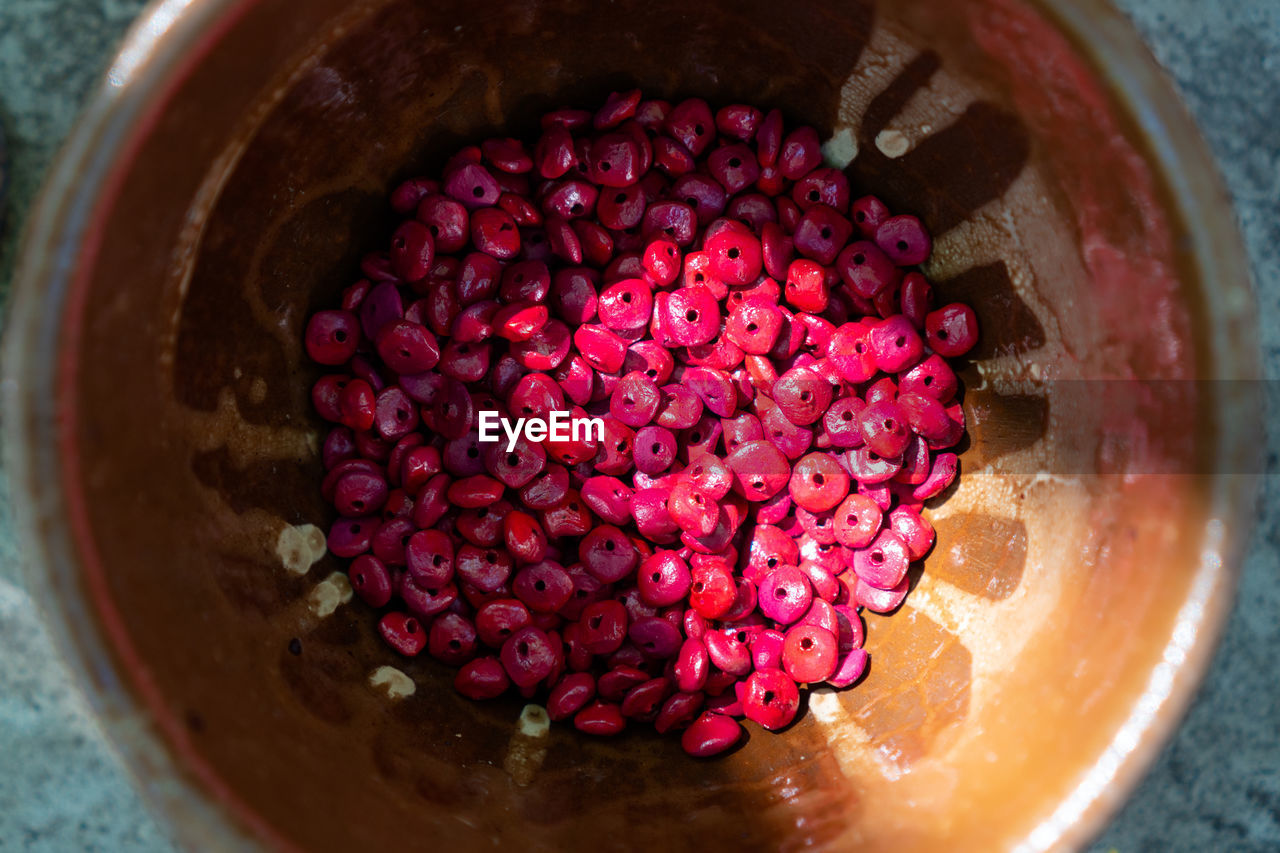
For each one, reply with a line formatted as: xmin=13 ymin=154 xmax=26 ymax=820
xmin=477 ymin=410 xmax=606 ymax=452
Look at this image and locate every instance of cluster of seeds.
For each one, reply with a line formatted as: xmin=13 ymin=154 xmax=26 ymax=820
xmin=304 ymin=90 xmax=976 ymax=757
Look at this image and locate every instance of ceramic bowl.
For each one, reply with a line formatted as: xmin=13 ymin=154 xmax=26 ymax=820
xmin=3 ymin=0 xmax=1260 ymax=850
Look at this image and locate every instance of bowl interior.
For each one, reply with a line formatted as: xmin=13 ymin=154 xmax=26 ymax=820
xmin=30 ymin=0 xmax=1248 ymax=849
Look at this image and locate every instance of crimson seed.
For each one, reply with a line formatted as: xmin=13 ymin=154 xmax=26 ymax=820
xmin=741 ymin=668 xmax=800 ymax=730
xmin=621 ymin=677 xmax=671 ymax=721
xmin=500 ymin=626 xmax=557 ymax=688
xmin=854 ymin=574 xmax=910 ymax=614
xmin=682 ymin=712 xmax=743 ymax=757
xmin=925 ymin=303 xmax=980 ymax=358
xmin=574 ymin=700 xmax=627 ymax=736
xmin=389 ymin=221 xmax=436 ymax=281
xmin=889 ymin=505 xmax=935 ymax=560
xmin=305 ymin=310 xmax=361 ymax=365
xmin=547 ymin=672 xmax=596 ymax=720
xmin=629 ymin=616 xmax=683 ymax=659
xmin=349 ymin=554 xmax=393 ymax=608
xmin=429 ymin=613 xmax=479 ymax=666
xmin=664 ymin=285 xmax=721 ymax=346
xmin=720 ymin=576 xmax=759 ymax=622
xmin=400 ymin=576 xmax=457 ymax=617
xmin=638 ymin=551 xmax=692 ymax=607
xmin=513 ymin=560 xmax=575 ymax=612
xmin=475 ymin=599 xmax=532 ymax=648
xmin=782 ymin=624 xmax=839 ymax=683
xmin=674 ymin=637 xmax=710 ymax=692
xmin=655 ymin=690 xmax=705 ymax=734
xmin=455 ymin=656 xmax=510 ymax=699
xmin=328 ymin=516 xmax=373 ymax=558
xmin=788 ymin=452 xmax=850 ymax=513
xmin=379 ymin=612 xmax=426 ymax=657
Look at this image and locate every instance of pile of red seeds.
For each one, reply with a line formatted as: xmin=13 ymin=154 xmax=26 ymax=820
xmin=305 ymin=91 xmax=977 ymax=758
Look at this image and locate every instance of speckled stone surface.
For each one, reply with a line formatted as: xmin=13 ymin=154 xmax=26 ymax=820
xmin=0 ymin=1 xmax=1275 ymax=850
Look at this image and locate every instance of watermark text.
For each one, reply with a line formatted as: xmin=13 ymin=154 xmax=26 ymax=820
xmin=477 ymin=410 xmax=605 ymax=452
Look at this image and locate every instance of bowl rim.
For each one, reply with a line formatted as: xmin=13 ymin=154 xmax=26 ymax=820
xmin=1 ymin=0 xmax=1262 ymax=850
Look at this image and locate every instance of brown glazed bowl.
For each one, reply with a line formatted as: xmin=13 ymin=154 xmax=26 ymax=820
xmin=3 ymin=0 xmax=1261 ymax=850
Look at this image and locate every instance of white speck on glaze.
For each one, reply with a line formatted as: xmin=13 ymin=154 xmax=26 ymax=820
xmin=821 ymin=127 xmax=858 ymax=168
xmin=277 ymin=523 xmax=326 ymax=574
xmin=370 ymin=666 xmax=416 ymax=699
xmin=875 ymin=129 xmax=910 ymax=158
xmin=308 ymin=572 xmax=351 ymax=617
xmin=504 ymin=704 xmax=550 ymax=786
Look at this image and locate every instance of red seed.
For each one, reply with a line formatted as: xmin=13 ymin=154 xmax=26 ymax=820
xmin=925 ymin=303 xmax=980 ymax=358
xmin=854 ymin=573 xmax=910 ymax=613
xmin=474 ymin=599 xmax=532 ymax=648
xmin=305 ymin=310 xmax=360 ymax=365
xmin=597 ymin=665 xmax=650 ymax=702
xmin=389 ymin=221 xmax=436 ymax=281
xmin=454 ymin=656 xmax=510 ymax=699
xmin=512 ymin=560 xmax=575 ymax=612
xmin=875 ymin=214 xmax=931 ymax=266
xmin=888 ymin=505 xmax=935 ymax=560
xmin=688 ymin=562 xmax=736 ymax=620
xmin=869 ymin=315 xmax=925 ymax=374
xmin=446 ymin=475 xmax=505 ymax=508
xmin=681 ymin=712 xmax=743 ymax=757
xmin=725 ymin=298 xmax=783 ymax=355
xmin=793 ymin=204 xmax=853 ymax=266
xmin=628 ymin=616 xmax=682 ymax=660
xmin=349 ymin=555 xmax=393 ymax=608
xmin=573 ymin=700 xmax=627 ymax=736
xmin=741 ymin=668 xmax=799 ymax=730
xmin=390 ymin=177 xmax=438 ymax=215
xmin=705 ymin=228 xmax=763 ymax=286
xmin=535 ymin=124 xmax=576 ymax=179
xmin=620 ymin=677 xmax=671 ymax=721
xmin=664 ymin=285 xmax=721 ymax=347
xmin=913 ymin=452 xmax=959 ymax=501
xmin=654 ymin=690 xmax=705 ymax=734
xmin=788 ymin=452 xmax=851 ymax=513
xmin=429 ymin=613 xmax=479 ymax=665
xmin=378 ymin=612 xmax=427 ymax=657
xmin=755 ymin=109 xmax=783 ymax=167
xmin=400 ymin=576 xmax=457 ymax=617
xmin=665 ymin=98 xmax=716 ymax=158
xmin=725 ymin=440 xmax=790 ymax=502
xmin=455 ymin=544 xmax=513 ymax=593
xmin=499 ymin=626 xmax=557 ymax=689
xmin=782 ymin=623 xmax=838 ymax=683
xmin=547 ymin=672 xmax=596 ymax=720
